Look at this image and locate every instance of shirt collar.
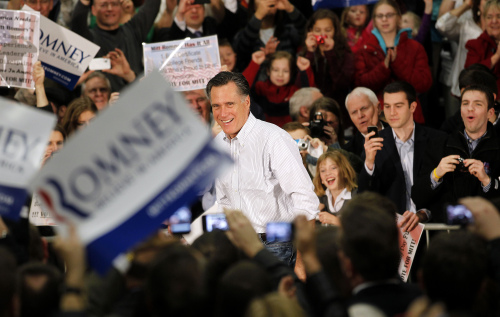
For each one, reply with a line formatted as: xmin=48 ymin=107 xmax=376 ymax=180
xmin=392 ymin=123 xmax=415 ymax=144
xmin=187 ymin=26 xmax=204 ymax=34
xmin=325 ymin=188 xmax=351 ymax=204
xmin=463 ymin=128 xmax=487 ymax=143
xmin=223 ymin=112 xmax=256 ymax=146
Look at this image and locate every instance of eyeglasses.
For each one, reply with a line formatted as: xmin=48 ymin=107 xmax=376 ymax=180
xmin=26 ymin=0 xmax=50 ymax=5
xmin=97 ymin=1 xmax=120 ymax=9
xmin=375 ymin=12 xmax=397 ymax=20
xmin=87 ymin=87 xmax=110 ymax=94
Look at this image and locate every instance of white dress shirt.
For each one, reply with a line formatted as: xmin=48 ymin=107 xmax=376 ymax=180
xmin=325 ymin=188 xmax=351 ymax=214
xmin=214 ymin=114 xmax=319 ymax=233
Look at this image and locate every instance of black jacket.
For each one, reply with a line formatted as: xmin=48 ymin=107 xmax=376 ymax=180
xmin=412 ymin=122 xmax=500 ymax=222
xmin=359 ymin=124 xmax=446 ymax=215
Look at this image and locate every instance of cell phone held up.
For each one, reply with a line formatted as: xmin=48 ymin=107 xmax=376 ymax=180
xmin=202 ymin=213 xmax=229 ymax=232
xmin=89 ymin=58 xmax=111 ymax=71
xmin=367 ymin=126 xmax=378 ymax=139
xmin=266 ymin=222 xmax=294 ymax=243
xmin=446 ymin=204 xmax=474 ymax=226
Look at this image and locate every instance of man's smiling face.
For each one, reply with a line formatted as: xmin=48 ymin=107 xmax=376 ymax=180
xmin=210 ymin=82 xmax=250 ymax=139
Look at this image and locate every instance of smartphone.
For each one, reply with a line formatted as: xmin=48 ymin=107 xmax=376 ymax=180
xmin=266 ymin=222 xmax=294 ymax=243
xmin=202 ymin=213 xmax=229 ymax=232
xmin=367 ymin=126 xmax=378 ymax=139
xmin=446 ymin=204 xmax=474 ymax=226
xmin=166 ymin=206 xmax=192 ymax=234
xmin=193 ymin=0 xmax=210 ymax=4
xmin=89 ymin=58 xmax=111 ymax=71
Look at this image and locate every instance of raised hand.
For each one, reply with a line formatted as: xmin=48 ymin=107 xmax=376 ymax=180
xmin=252 ymin=50 xmax=266 ymax=65
xmin=104 ymin=48 xmax=136 ymax=83
xmin=364 ymin=131 xmax=383 ymax=170
xmin=296 ymin=56 xmax=310 ymax=71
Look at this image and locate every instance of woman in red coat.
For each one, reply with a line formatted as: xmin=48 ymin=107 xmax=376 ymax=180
xmin=354 ymin=0 xmax=431 ymax=124
xmin=465 ymin=1 xmax=500 ymax=97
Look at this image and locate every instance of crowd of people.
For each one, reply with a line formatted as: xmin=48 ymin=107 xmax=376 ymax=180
xmin=2 ymin=0 xmax=500 ymax=316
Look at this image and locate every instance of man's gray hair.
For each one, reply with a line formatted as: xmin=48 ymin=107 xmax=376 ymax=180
xmin=345 ymin=87 xmax=379 ymax=110
xmin=82 ymin=71 xmax=111 ymax=93
xmin=289 ymin=87 xmax=322 ymax=120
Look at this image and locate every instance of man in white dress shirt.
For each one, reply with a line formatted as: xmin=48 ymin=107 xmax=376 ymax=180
xmin=206 ymin=72 xmax=319 ymax=266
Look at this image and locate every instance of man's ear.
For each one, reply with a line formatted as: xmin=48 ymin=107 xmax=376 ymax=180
xmin=299 ymin=106 xmax=309 ymax=119
xmin=410 ymin=101 xmax=417 ymax=113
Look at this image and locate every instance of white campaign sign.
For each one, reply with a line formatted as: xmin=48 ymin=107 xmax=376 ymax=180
xmin=0 ymin=98 xmax=56 ymax=219
xmin=30 ymin=71 xmax=232 ymax=273
xmin=22 ymin=5 xmax=100 ymax=90
xmin=0 ymin=9 xmax=40 ymax=89
xmin=143 ymin=35 xmax=221 ymax=91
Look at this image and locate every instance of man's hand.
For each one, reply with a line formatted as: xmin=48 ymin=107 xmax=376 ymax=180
xmin=109 ymin=92 xmax=120 ymax=106
xmin=103 ymin=48 xmax=136 ymax=83
xmin=364 ymin=131 xmax=383 ymax=171
xmin=294 ymin=215 xmax=321 ymax=274
xmin=251 ymin=50 xmax=266 ymax=65
xmin=224 ymin=209 xmax=264 ymax=258
xmin=276 ymin=0 xmax=294 ymax=13
xmin=261 ymin=36 xmax=280 ymax=56
xmin=399 ymin=211 xmax=420 ymax=232
xmin=435 ymin=154 xmax=460 ymax=179
xmin=80 ymin=0 xmax=90 ymax=6
xmin=460 ymin=197 xmax=500 ymax=241
xmin=296 ymin=56 xmax=310 ymax=71
xmin=317 ymin=212 xmax=340 ymax=226
xmin=176 ymin=0 xmax=194 ymax=22
xmin=254 ymin=0 xmax=277 ymax=20
xmin=464 ymin=159 xmax=490 ymax=186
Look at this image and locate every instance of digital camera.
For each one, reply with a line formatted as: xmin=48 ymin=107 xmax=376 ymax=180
xmin=296 ymin=138 xmax=310 ymax=151
xmin=457 ymin=157 xmax=468 ymax=172
xmin=309 ymin=112 xmax=326 ymax=139
xmin=314 ymin=35 xmax=326 ymax=45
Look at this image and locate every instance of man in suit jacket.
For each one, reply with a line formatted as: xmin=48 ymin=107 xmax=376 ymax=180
xmin=358 ymin=81 xmax=445 ymax=231
xmin=344 ymin=87 xmax=387 ymax=157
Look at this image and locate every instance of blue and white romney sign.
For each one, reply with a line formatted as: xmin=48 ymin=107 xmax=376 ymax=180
xmin=23 ymin=5 xmax=99 ymax=90
xmin=30 ymin=71 xmax=232 ymax=274
xmin=0 ymin=98 xmax=56 ymax=220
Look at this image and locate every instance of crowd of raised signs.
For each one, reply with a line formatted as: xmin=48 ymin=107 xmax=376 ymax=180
xmin=1 ymin=0 xmax=500 ymax=316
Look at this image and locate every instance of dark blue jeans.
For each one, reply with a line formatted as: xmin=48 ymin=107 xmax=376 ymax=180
xmin=259 ymin=236 xmax=296 ymax=268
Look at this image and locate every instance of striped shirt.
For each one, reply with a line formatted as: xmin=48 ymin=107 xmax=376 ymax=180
xmin=214 ymin=114 xmax=319 ymax=233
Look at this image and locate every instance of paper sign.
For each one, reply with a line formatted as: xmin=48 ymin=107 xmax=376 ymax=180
xmin=30 ymin=70 xmax=232 ymax=274
xmin=22 ymin=5 xmax=100 ymax=90
xmin=29 ymin=194 xmax=57 ymax=226
xmin=396 ymin=214 xmax=424 ymax=282
xmin=0 ymin=98 xmax=56 ymax=220
xmin=312 ymin=0 xmax=378 ymax=9
xmin=143 ymin=35 xmax=221 ymax=91
xmin=0 ymin=9 xmax=40 ymax=89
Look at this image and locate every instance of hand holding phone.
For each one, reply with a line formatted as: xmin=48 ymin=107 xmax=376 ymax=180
xmin=367 ymin=126 xmax=378 ymax=139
